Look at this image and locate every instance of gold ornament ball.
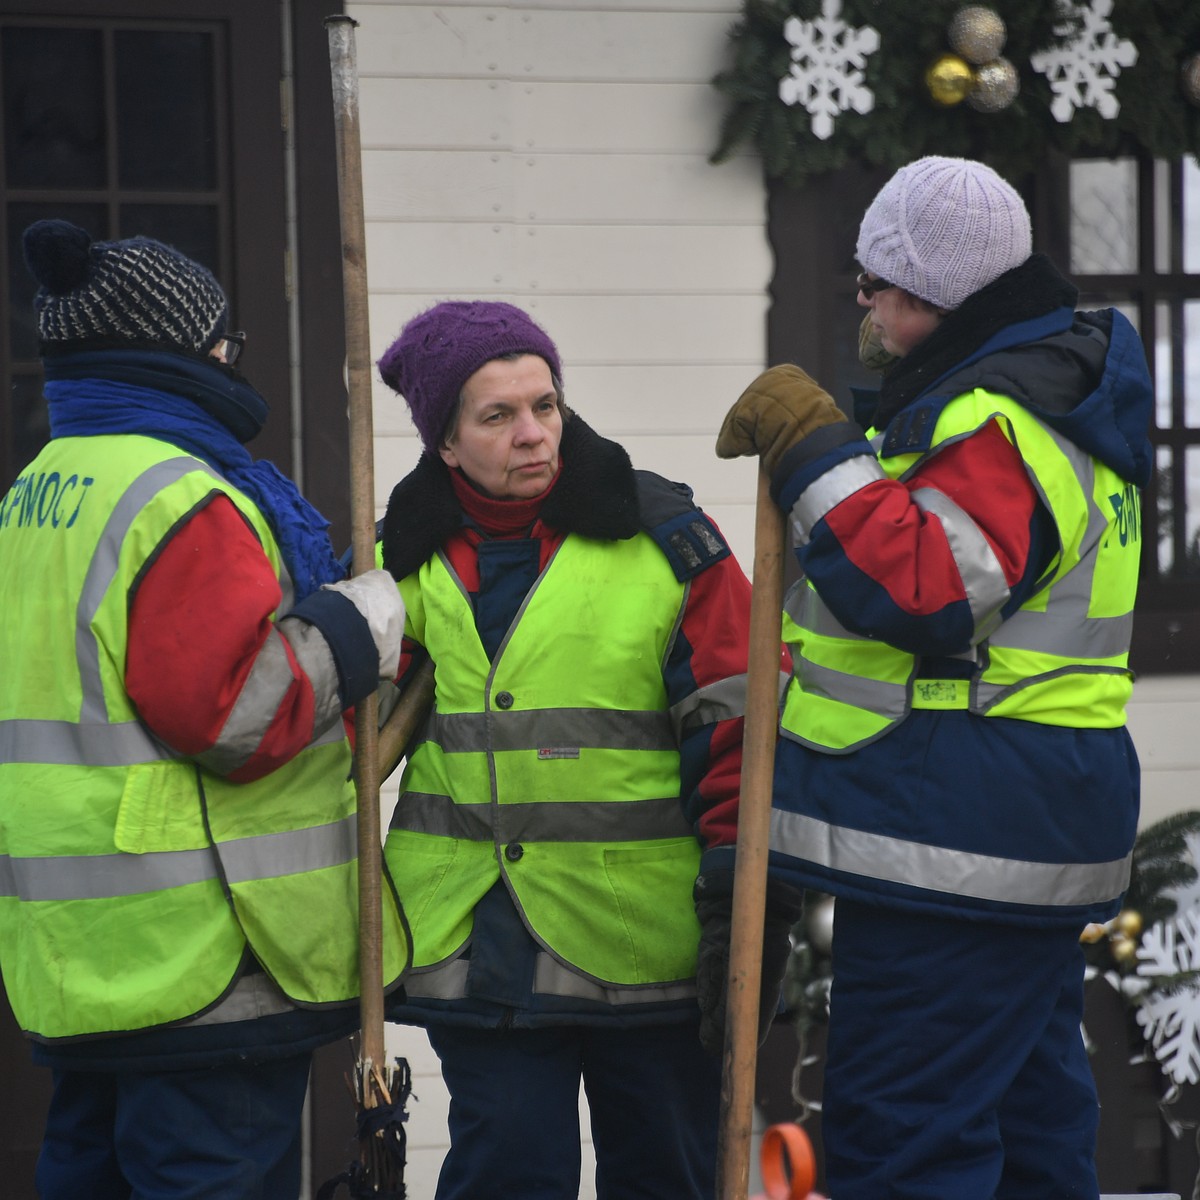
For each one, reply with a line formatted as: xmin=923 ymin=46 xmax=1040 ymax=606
xmin=1113 ymin=908 xmax=1143 ymax=939
xmin=1109 ymin=933 xmax=1137 ymax=965
xmin=948 ymin=6 xmax=1007 ymax=66
xmin=1184 ymin=53 xmax=1200 ymax=107
xmin=967 ymin=57 xmax=1019 ymax=113
xmin=926 ymin=54 xmax=975 ymax=108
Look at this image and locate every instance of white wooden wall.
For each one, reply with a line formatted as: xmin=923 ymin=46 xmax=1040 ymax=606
xmin=344 ymin=2 xmax=1200 ymax=1195
xmin=1127 ymin=676 xmax=1200 ymax=827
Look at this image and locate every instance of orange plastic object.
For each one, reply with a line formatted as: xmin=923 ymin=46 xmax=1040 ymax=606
xmin=760 ymin=1122 xmax=817 ymax=1200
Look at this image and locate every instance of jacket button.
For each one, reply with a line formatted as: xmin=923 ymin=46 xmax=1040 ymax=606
xmin=505 ymin=843 xmax=524 ymax=862
xmin=496 ymin=691 xmax=514 ymax=709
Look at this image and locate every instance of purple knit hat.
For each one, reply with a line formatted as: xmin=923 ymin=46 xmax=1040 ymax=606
xmin=378 ymin=300 xmax=562 ymax=451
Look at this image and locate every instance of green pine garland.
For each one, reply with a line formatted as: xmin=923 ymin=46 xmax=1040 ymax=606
xmin=711 ymin=0 xmax=1200 ymax=187
xmin=1122 ymin=809 xmax=1200 ymax=932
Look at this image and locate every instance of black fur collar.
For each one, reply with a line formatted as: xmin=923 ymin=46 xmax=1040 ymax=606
xmin=380 ymin=413 xmax=640 ymax=581
xmin=872 ymin=254 xmax=1079 ymax=430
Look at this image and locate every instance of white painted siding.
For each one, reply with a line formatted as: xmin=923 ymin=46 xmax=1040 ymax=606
xmin=343 ymin=3 xmax=1200 ymax=1195
xmin=1127 ymin=675 xmax=1200 ymax=827
xmin=349 ymin=2 xmax=765 ymax=1194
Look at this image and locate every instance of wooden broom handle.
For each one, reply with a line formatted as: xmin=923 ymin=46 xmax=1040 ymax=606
xmin=326 ymin=14 xmax=386 ymax=1078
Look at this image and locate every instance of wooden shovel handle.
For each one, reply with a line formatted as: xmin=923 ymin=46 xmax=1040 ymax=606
xmin=718 ymin=466 xmax=787 ymax=1199
xmin=377 ymin=658 xmax=436 ymax=780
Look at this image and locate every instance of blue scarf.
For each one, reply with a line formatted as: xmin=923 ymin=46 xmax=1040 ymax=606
xmin=43 ymin=349 xmax=345 ymax=600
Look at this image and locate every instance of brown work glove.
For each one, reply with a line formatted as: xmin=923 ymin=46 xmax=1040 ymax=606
xmin=858 ymin=313 xmax=898 ymax=373
xmin=716 ymin=364 xmax=847 ymax=477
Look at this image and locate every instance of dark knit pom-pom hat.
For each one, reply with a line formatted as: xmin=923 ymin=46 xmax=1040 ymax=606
xmin=22 ymin=219 xmax=228 ymax=355
xmin=378 ymin=300 xmax=562 ymax=451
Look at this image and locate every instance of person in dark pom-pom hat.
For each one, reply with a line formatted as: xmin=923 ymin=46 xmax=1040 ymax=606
xmin=371 ymin=299 xmax=802 ymax=1198
xmin=715 ymin=156 xmax=1154 ymax=1198
xmin=1 ymin=220 xmax=410 ymax=1200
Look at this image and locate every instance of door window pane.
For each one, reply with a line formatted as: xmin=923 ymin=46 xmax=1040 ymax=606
xmin=114 ymin=30 xmax=216 ymax=191
xmin=1156 ymin=445 xmax=1174 ymax=576
xmin=119 ymin=204 xmax=218 ymax=273
xmin=1155 ymin=300 xmax=1172 ymax=430
xmin=1186 ymin=158 xmax=1200 ymax=275
xmin=1070 ymin=158 xmax=1138 ymax=274
xmin=1188 ymin=300 xmax=1200 ymax=428
xmin=1186 ymin=446 xmax=1200 ymax=578
xmin=2 ymin=27 xmax=105 ymax=188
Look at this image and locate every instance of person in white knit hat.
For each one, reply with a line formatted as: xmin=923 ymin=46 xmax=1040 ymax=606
xmin=716 ymin=157 xmax=1154 ymax=1198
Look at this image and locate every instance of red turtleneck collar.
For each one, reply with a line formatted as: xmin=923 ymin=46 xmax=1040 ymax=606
xmin=448 ymin=459 xmax=564 ymax=537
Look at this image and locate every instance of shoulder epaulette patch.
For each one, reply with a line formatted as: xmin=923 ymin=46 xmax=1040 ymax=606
xmin=635 ymin=470 xmax=730 ymax=581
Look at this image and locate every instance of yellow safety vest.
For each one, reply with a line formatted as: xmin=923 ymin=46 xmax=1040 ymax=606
xmin=780 ymin=389 xmax=1140 ymax=753
xmin=385 ymin=533 xmax=703 ymax=991
xmin=0 ymin=434 xmax=408 ymax=1039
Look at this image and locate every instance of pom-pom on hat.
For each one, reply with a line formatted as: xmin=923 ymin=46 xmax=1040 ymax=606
xmin=856 ymin=156 xmax=1032 ymax=312
xmin=378 ymin=300 xmax=562 ymax=452
xmin=22 ymin=219 xmax=228 ymax=355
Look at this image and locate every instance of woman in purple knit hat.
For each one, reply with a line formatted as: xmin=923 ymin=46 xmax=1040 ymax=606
xmin=374 ymin=299 xmax=801 ymax=1200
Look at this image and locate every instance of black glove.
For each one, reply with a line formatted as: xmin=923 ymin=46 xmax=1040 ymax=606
xmin=694 ymin=871 xmax=804 ymax=1057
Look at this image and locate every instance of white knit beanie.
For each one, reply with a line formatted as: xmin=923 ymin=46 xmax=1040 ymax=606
xmin=856 ymin=156 xmax=1032 ymax=311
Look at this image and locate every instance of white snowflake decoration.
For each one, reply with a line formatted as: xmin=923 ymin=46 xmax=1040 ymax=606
xmin=778 ymin=0 xmax=879 ymax=141
xmin=1030 ymin=0 xmax=1138 ymax=123
xmin=1135 ymin=904 xmax=1200 ymax=1086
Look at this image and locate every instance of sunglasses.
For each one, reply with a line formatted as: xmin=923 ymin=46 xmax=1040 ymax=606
xmin=856 ymin=272 xmax=896 ymax=301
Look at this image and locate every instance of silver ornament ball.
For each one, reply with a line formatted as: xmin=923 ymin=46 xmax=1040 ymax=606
xmin=805 ymin=894 xmax=836 ymax=955
xmin=948 ymin=6 xmax=1007 ymax=66
xmin=1184 ymin=52 xmax=1200 ymax=107
xmin=968 ymin=57 xmax=1020 ymax=112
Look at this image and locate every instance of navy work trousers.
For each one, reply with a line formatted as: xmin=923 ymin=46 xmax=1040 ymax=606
xmin=823 ymin=900 xmax=1100 ymax=1199
xmin=35 ymin=1054 xmax=312 ymax=1200
xmin=427 ymin=1019 xmax=722 ymax=1200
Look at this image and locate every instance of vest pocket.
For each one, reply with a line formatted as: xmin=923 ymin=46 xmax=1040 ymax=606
xmin=603 ymin=839 xmax=702 ymax=984
xmin=386 ymin=833 xmax=490 ymax=968
xmin=114 ymin=759 xmax=206 ymax=854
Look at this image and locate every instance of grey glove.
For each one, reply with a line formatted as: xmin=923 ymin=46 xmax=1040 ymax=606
xmin=320 ymin=568 xmax=405 ymax=681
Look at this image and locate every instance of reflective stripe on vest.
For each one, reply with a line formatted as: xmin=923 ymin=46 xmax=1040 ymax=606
xmin=402 ymin=952 xmax=699 ymax=1005
xmin=3 ymin=815 xmax=355 ymax=900
xmin=423 ymin=706 xmax=675 ymax=754
xmin=387 ymin=534 xmax=706 ymax=989
xmin=390 ymin=794 xmax=690 ymax=842
xmin=771 ymin=808 xmax=1131 ymax=908
xmin=780 ymin=393 xmax=1137 ymax=753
